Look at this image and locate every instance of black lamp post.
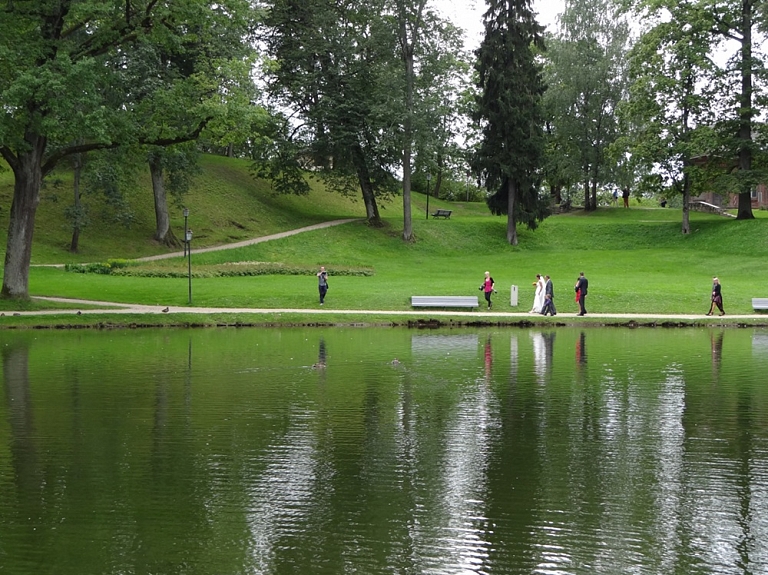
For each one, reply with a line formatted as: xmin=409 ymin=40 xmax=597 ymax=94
xmin=183 ymin=207 xmax=189 ymax=257
xmin=186 ymin=228 xmax=193 ymax=304
xmin=426 ymin=172 xmax=431 ymax=220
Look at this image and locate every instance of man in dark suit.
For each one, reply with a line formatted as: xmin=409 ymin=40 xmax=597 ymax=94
xmin=575 ymin=272 xmax=588 ymax=316
xmin=541 ymin=275 xmax=556 ymax=316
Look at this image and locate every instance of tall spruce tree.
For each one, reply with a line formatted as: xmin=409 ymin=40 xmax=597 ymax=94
xmin=472 ymin=0 xmax=548 ymax=245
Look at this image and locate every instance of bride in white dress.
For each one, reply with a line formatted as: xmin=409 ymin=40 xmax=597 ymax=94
xmin=530 ymin=274 xmax=546 ymax=313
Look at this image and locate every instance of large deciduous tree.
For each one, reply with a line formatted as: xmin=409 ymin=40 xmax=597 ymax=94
xmin=0 ymin=0 xmax=257 ymax=299
xmin=394 ymin=0 xmax=428 ymax=241
xmin=707 ymin=0 xmax=765 ymax=219
xmin=262 ymin=0 xmax=469 ymax=234
xmin=544 ymin=0 xmax=629 ymax=211
xmin=262 ymin=0 xmax=401 ymax=225
xmin=394 ymin=2 xmax=470 ymax=239
xmin=620 ymin=0 xmax=717 ymax=234
xmin=472 ymin=0 xmax=548 ymax=245
xmin=619 ymin=0 xmax=766 ymax=221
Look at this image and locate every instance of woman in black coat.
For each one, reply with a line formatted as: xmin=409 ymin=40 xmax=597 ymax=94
xmin=706 ymin=277 xmax=724 ymax=316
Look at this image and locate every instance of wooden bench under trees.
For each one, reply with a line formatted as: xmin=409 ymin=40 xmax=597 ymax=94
xmin=752 ymin=298 xmax=768 ymax=310
xmin=411 ymin=296 xmax=479 ymax=308
xmin=431 ymin=209 xmax=452 ymax=219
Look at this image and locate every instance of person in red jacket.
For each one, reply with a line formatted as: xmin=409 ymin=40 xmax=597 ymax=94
xmin=480 ymin=271 xmax=496 ymax=310
xmin=575 ymin=272 xmax=588 ymax=316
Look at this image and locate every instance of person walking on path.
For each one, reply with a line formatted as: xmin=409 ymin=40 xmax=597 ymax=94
xmin=575 ymin=272 xmax=588 ymax=316
xmin=706 ymin=276 xmax=725 ymax=316
xmin=530 ymin=274 xmax=545 ymax=313
xmin=317 ymin=266 xmax=329 ymax=305
xmin=480 ymin=271 xmax=496 ymax=310
xmin=541 ymin=275 xmax=556 ymax=316
xmin=622 ymin=187 xmax=630 ymax=208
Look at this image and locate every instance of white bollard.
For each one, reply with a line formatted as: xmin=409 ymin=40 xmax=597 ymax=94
xmin=510 ymin=285 xmax=518 ymax=307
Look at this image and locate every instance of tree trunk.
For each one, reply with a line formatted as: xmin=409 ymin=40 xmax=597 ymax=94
xmin=682 ymin=170 xmax=691 ymax=235
xmin=434 ymin=167 xmax=443 ymax=199
xmin=583 ymin=179 xmax=590 ymax=211
xmin=70 ymin=153 xmax=82 ymax=253
xmin=736 ymin=0 xmax=754 ymax=220
xmin=681 ymin=75 xmax=692 ymax=236
xmin=352 ymin=143 xmax=382 ymax=225
xmin=434 ymin=152 xmax=445 ymax=199
xmin=150 ymin=156 xmax=181 ymax=247
xmin=2 ymin=143 xmax=44 ymax=299
xmin=550 ymin=185 xmax=562 ymax=206
xmin=507 ymin=179 xmax=518 ymax=246
xmin=401 ymin=21 xmax=415 ymax=241
xmin=402 ymin=138 xmax=413 ymax=240
xmin=590 ymin=178 xmax=598 ymax=211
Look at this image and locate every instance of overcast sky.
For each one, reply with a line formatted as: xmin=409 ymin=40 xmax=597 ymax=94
xmin=435 ymin=0 xmax=565 ymax=49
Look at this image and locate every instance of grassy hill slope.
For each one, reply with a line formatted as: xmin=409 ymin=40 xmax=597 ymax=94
xmin=2 ymin=153 xmax=768 ymax=315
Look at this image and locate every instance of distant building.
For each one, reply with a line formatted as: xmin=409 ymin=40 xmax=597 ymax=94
xmin=690 ymin=155 xmax=768 ymax=209
xmin=694 ymin=185 xmax=768 ymax=209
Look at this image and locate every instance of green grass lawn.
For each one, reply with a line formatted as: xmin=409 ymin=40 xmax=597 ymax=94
xmin=2 ymin=154 xmax=768 ymax=317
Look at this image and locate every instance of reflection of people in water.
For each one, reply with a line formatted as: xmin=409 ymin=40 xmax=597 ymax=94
xmin=576 ymin=332 xmax=587 ymax=365
xmin=484 ymin=336 xmax=492 ymax=380
xmin=313 ymin=338 xmax=327 ymax=369
xmin=532 ymin=331 xmax=557 ymax=383
xmin=711 ymin=330 xmax=724 ymax=368
xmin=543 ymin=332 xmax=556 ymax=369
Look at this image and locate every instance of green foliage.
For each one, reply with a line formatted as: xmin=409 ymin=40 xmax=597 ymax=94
xmin=65 ymin=259 xmax=132 ymax=275
xmin=543 ymin=0 xmax=630 ymax=210
xmin=0 ymin=0 xmax=261 ymax=298
xmin=66 ymin=261 xmax=374 ymax=278
xmin=248 ymin=113 xmax=311 ymax=196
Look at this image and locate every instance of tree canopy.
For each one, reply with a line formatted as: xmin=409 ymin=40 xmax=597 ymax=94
xmin=0 ymin=0 xmax=258 ymax=298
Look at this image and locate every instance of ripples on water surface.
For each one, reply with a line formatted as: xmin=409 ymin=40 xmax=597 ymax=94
xmin=1 ymin=327 xmax=768 ymax=574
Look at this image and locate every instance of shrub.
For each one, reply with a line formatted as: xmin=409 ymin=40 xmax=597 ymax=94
xmin=68 ymin=261 xmax=374 ymax=278
xmin=64 ymin=259 xmax=133 ymax=274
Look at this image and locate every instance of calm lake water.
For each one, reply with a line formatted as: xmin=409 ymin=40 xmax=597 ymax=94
xmin=2 ymin=326 xmax=768 ymax=575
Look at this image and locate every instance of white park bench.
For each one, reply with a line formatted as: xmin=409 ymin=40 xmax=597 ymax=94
xmin=411 ymin=296 xmax=479 ymax=308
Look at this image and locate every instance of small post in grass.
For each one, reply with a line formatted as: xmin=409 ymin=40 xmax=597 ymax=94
xmin=426 ymin=172 xmax=431 ymax=220
xmin=186 ymin=228 xmax=193 ymax=305
xmin=183 ymin=207 xmax=189 ymax=257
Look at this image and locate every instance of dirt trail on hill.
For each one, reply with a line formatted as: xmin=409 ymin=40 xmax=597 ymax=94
xmin=137 ymin=218 xmax=359 ymax=262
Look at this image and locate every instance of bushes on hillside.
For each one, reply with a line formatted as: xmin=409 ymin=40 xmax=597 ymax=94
xmin=65 ymin=261 xmax=374 ymax=278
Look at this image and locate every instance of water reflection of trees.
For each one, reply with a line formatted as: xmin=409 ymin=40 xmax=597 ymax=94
xmin=1 ymin=341 xmax=42 ymax=524
xmin=1 ymin=328 xmax=768 ymax=573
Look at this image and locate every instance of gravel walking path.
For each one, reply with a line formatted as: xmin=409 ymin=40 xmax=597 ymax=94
xmin=7 ymin=297 xmax=767 ymax=321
